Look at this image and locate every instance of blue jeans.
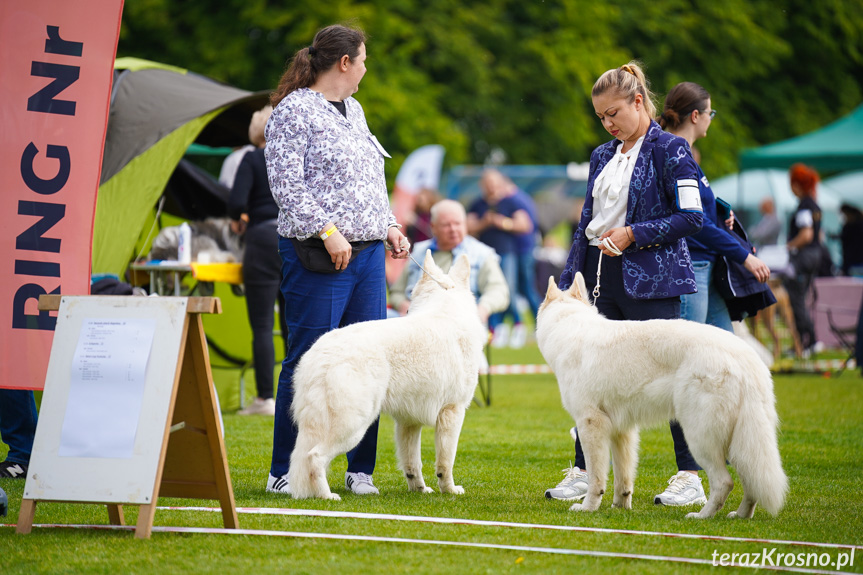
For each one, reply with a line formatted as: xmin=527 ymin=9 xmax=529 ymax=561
xmin=516 ymin=251 xmax=541 ymax=319
xmin=270 ymin=238 xmax=386 ymax=478
xmin=0 ymin=389 xmax=38 ymax=465
xmin=680 ymin=260 xmax=733 ymax=333
xmin=572 ymin=247 xmax=701 ymax=472
xmin=489 ymin=252 xmax=521 ymax=329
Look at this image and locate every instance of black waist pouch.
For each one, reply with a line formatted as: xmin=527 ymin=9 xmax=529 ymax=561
xmin=290 ymin=237 xmax=378 ymax=274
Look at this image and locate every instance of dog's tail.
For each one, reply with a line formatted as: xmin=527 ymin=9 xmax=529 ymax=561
xmin=728 ymin=367 xmax=788 ymax=516
xmin=287 ymin=359 xmax=335 ymax=499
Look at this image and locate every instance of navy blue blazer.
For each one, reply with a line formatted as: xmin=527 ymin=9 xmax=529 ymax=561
xmin=560 ymin=121 xmax=703 ymax=299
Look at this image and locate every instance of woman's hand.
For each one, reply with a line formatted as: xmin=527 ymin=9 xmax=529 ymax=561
xmin=598 ymin=226 xmax=634 ymax=256
xmin=323 ymin=229 xmax=352 ymax=271
xmin=743 ymin=254 xmax=770 ymax=283
xmin=386 ymin=227 xmax=410 ymax=259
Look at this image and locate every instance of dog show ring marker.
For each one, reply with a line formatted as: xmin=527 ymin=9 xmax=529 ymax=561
xmin=16 ymin=295 xmax=238 ymax=539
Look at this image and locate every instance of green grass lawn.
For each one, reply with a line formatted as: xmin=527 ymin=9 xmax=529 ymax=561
xmin=2 ymin=344 xmax=862 ymax=574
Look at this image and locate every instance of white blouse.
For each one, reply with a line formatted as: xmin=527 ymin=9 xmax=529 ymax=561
xmin=585 ymin=136 xmax=644 ymax=243
xmin=264 ymin=88 xmax=396 ymax=241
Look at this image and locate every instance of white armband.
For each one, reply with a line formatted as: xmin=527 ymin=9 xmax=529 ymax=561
xmin=676 ymin=179 xmax=702 ymax=212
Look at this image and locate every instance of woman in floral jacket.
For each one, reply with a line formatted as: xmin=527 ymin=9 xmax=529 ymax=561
xmin=264 ymin=24 xmax=409 ymax=497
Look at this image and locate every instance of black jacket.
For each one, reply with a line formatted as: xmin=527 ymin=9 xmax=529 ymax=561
xmin=713 ymin=219 xmax=777 ymax=321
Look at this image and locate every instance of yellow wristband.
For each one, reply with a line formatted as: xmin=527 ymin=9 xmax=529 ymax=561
xmin=319 ymin=225 xmax=337 ymax=240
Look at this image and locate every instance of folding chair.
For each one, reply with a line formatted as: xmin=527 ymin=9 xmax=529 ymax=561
xmin=826 ymin=308 xmax=858 ymax=376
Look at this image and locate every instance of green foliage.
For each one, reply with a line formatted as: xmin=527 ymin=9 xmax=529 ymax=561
xmin=116 ymin=0 xmax=863 ymax=181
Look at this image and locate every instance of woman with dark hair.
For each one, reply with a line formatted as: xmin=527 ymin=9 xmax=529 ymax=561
xmin=659 ymin=82 xmax=770 ymax=333
xmin=546 ymin=62 xmax=706 ymax=508
xmin=647 ymin=82 xmax=772 ymax=505
xmin=784 ymin=163 xmax=823 ymax=354
xmin=264 ymin=24 xmax=409 ymax=496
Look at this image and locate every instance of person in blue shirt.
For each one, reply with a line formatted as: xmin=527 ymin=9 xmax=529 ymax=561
xmin=467 ymin=169 xmax=534 ymax=348
xmin=660 ymin=82 xmax=771 ymax=333
xmin=648 ymin=82 xmax=771 ymax=506
xmin=546 ymin=61 xmax=705 ymax=507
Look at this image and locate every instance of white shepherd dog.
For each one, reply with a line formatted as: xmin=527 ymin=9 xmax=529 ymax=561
xmin=536 ymin=273 xmax=787 ymax=518
xmin=288 ymin=251 xmax=487 ymax=500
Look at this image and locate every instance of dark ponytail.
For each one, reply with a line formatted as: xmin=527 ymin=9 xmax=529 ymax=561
xmin=660 ymin=82 xmax=710 ymax=130
xmin=270 ymin=24 xmax=366 ymax=107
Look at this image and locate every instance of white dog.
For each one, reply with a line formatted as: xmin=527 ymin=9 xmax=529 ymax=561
xmin=536 ymin=273 xmax=787 ymax=519
xmin=288 ymin=251 xmax=487 ymax=500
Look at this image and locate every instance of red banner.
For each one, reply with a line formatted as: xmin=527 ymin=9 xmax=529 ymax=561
xmin=0 ymin=1 xmax=124 ymax=390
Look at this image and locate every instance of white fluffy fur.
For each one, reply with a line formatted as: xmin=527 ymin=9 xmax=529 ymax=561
xmin=536 ymin=273 xmax=788 ymax=519
xmin=288 ymin=251 xmax=487 ymax=500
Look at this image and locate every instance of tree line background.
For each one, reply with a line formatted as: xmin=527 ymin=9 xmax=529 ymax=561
xmin=118 ymin=0 xmax=863 ymax=183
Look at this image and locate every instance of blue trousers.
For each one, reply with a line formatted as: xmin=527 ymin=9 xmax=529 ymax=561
xmin=572 ymin=247 xmax=701 ymax=472
xmin=516 ymin=251 xmax=542 ymax=319
xmin=0 ymin=389 xmax=38 ymax=465
xmin=270 ymin=237 xmax=386 ymax=478
xmin=680 ymin=260 xmax=733 ymax=333
xmin=489 ymin=252 xmax=521 ymax=329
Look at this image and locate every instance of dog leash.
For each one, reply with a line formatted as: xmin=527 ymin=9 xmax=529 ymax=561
xmin=386 ymin=242 xmax=448 ymax=289
xmin=593 ymin=237 xmax=623 ymax=299
xmin=408 ymin=252 xmax=448 ymax=288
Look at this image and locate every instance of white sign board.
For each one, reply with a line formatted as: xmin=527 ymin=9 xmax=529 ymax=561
xmin=24 ymin=296 xmax=188 ymax=504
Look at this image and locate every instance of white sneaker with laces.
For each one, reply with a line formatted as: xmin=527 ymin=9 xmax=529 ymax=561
xmin=345 ymin=472 xmax=379 ymax=495
xmin=266 ymin=473 xmax=291 ymax=495
xmin=238 ymin=397 xmax=276 ymax=416
xmin=491 ymin=324 xmax=510 ymax=348
xmin=654 ymin=471 xmax=707 ymax=506
xmin=544 ymin=463 xmax=588 ymax=501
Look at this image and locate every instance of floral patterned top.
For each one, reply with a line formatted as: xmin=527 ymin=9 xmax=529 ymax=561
xmin=264 ymin=88 xmax=396 ymax=241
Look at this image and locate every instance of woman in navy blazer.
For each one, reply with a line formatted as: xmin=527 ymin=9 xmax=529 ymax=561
xmin=546 ymin=62 xmax=708 ymax=507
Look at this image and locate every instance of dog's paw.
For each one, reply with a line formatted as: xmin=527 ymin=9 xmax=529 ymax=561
xmin=568 ymin=503 xmax=587 ymax=512
xmin=420 ymin=486 xmax=434 ymax=494
xmin=727 ymin=511 xmax=740 ymax=519
xmin=324 ymin=493 xmax=341 ymax=501
xmin=685 ymin=511 xmax=707 ymax=519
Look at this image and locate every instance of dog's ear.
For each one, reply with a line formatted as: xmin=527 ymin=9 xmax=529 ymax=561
xmin=423 ymin=249 xmax=436 ymax=272
xmin=449 ymin=254 xmax=471 ymax=288
xmin=545 ymin=276 xmax=563 ymax=301
xmin=570 ymin=272 xmax=591 ymax=304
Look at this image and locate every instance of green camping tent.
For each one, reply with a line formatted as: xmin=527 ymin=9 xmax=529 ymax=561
xmin=93 ymin=58 xmax=269 ymax=275
xmin=739 ymin=104 xmax=863 ymax=173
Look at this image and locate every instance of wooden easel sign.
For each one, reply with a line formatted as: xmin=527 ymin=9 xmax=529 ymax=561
xmin=16 ymin=295 xmax=238 ymax=539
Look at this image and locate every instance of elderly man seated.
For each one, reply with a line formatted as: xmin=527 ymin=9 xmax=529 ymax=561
xmin=389 ymin=199 xmax=509 ymax=324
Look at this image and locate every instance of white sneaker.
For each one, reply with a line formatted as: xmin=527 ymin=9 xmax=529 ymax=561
xmin=266 ymin=473 xmax=291 ymax=495
xmin=238 ymin=397 xmax=276 ymax=416
xmin=509 ymin=323 xmax=527 ymax=349
xmin=345 ymin=472 xmax=379 ymax=495
xmin=491 ymin=324 xmax=510 ymax=348
xmin=654 ymin=471 xmax=707 ymax=506
xmin=544 ymin=463 xmax=588 ymax=501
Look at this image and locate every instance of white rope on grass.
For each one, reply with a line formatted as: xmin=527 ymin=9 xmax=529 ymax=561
xmin=159 ymin=506 xmax=863 ymax=551
xmin=7 ymin=523 xmax=853 ymax=575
